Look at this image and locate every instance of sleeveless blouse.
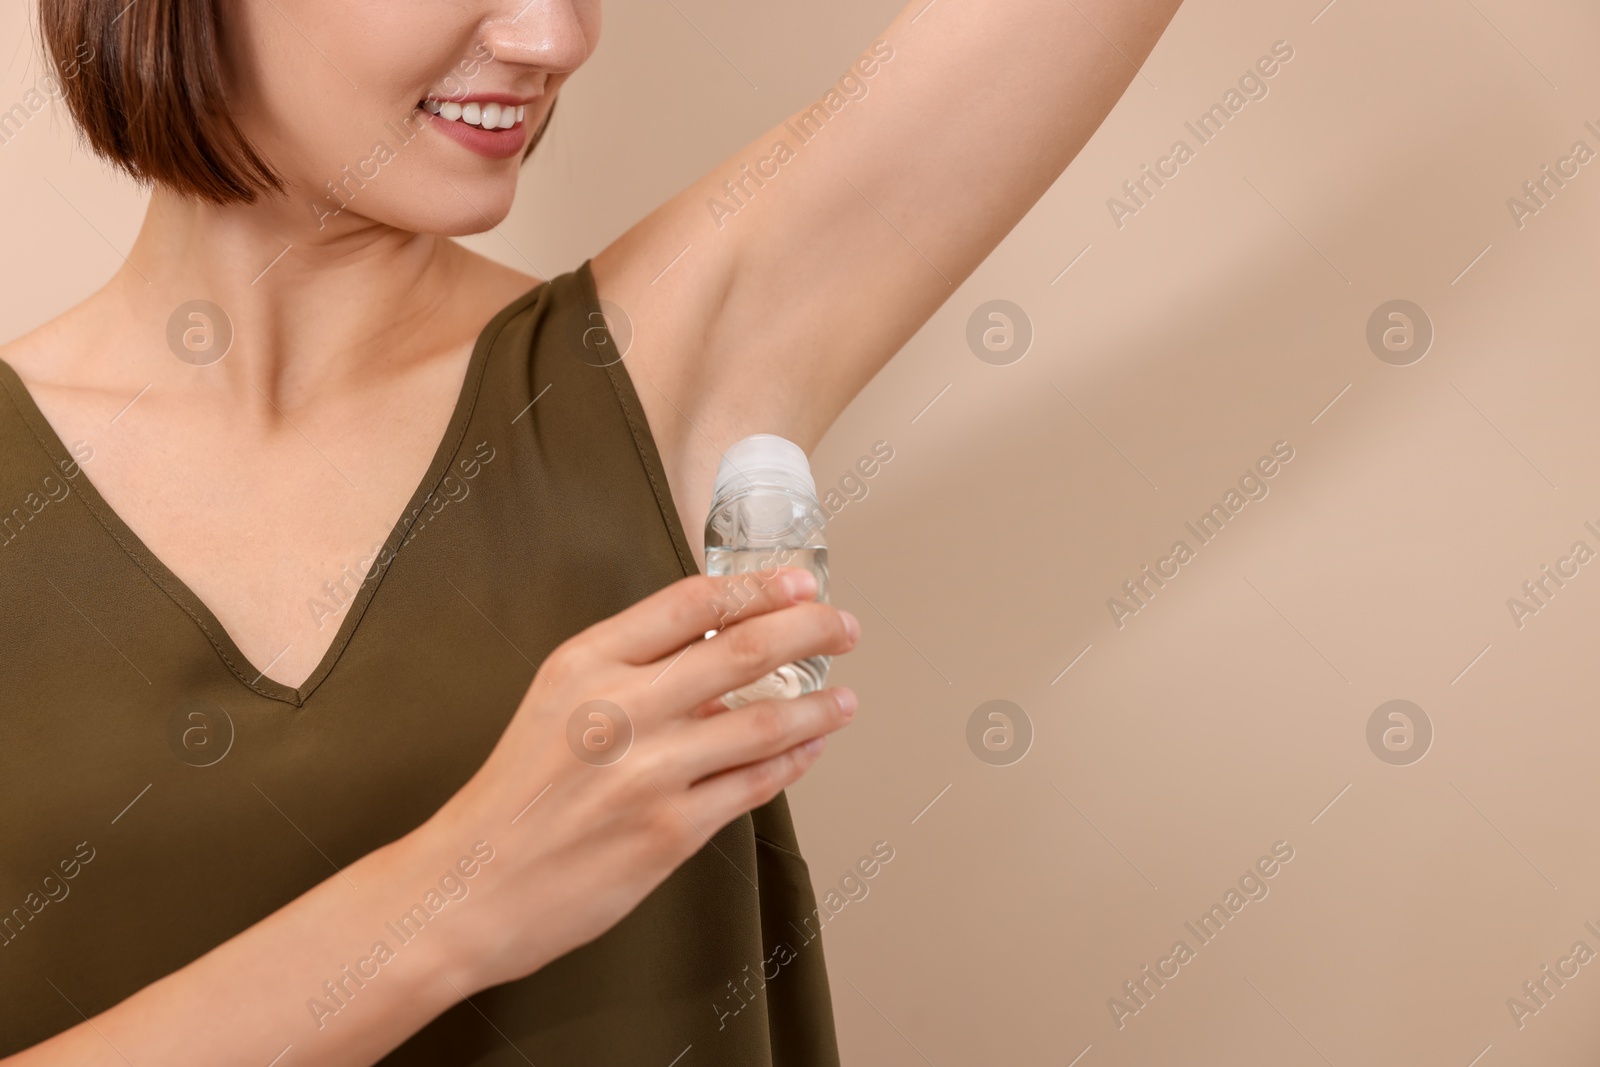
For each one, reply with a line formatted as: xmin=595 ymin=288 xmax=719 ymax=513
xmin=0 ymin=263 xmax=841 ymax=1065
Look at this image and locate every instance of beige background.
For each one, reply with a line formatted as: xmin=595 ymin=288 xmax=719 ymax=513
xmin=7 ymin=0 xmax=1600 ymax=1063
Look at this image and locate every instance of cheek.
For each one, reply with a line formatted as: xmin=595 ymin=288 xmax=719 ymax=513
xmin=230 ymin=4 xmax=496 ymax=182
xmin=230 ymin=0 xmax=594 ymax=237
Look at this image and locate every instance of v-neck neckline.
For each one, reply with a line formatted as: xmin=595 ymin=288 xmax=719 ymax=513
xmin=0 ymin=275 xmax=552 ymax=707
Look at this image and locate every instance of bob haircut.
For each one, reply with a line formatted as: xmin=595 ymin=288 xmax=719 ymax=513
xmin=40 ymin=0 xmax=555 ymax=206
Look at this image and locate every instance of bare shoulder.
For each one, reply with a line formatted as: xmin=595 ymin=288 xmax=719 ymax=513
xmin=0 ymin=290 xmax=129 ymax=412
xmin=456 ymin=245 xmax=543 ymax=303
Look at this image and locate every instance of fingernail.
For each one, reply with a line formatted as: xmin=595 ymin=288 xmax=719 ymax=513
xmin=834 ymin=688 xmax=857 ymax=718
xmin=804 ymin=735 xmax=827 ymax=755
xmin=782 ymin=569 xmax=818 ymax=601
xmin=839 ymin=610 xmax=860 ymax=643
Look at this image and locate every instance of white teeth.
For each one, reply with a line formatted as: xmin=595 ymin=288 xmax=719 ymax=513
xmin=421 ymin=100 xmax=524 ymax=130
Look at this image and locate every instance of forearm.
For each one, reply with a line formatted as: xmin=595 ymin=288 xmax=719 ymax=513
xmin=5 ymin=818 xmax=495 ymax=1067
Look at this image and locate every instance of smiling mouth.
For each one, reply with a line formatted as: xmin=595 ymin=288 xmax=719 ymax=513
xmin=419 ymin=99 xmax=525 ymax=130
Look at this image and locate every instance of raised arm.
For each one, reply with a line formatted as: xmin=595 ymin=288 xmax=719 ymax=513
xmin=592 ymin=0 xmax=1185 ymax=543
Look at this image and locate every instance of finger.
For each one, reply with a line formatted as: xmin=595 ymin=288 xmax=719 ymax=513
xmin=587 ymin=567 xmax=819 ymax=665
xmin=684 ymin=733 xmax=830 ymax=829
xmin=672 ymin=688 xmax=855 ymax=785
xmin=648 ymin=601 xmax=858 ymax=712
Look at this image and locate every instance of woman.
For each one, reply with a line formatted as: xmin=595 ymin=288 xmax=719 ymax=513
xmin=0 ymin=0 xmax=1180 ymax=1062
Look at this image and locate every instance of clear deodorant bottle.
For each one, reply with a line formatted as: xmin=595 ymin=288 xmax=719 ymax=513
xmin=704 ymin=434 xmax=830 ymax=708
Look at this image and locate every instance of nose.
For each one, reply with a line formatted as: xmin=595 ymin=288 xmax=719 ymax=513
xmin=483 ymin=0 xmax=595 ymax=74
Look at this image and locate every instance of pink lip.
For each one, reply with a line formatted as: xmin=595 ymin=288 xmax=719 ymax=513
xmin=416 ymin=101 xmax=537 ymax=161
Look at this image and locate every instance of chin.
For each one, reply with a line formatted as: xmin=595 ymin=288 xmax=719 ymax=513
xmin=297 ymin=160 xmax=520 ymax=237
xmin=392 ymin=196 xmax=518 ymax=237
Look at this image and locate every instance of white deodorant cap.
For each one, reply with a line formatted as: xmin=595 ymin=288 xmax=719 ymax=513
xmin=713 ymin=434 xmax=817 ymax=502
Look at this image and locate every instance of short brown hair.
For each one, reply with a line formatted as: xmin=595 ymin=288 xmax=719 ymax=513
xmin=42 ymin=0 xmax=283 ymax=203
xmin=40 ymin=0 xmax=557 ymax=206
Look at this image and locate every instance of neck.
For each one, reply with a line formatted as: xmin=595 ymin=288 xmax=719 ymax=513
xmin=105 ymin=187 xmax=475 ymax=404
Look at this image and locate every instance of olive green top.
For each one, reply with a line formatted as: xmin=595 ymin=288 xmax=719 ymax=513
xmin=0 ymin=263 xmax=840 ymax=1065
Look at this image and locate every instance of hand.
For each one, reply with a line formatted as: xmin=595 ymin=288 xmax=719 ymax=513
xmin=425 ymin=566 xmax=859 ymax=994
